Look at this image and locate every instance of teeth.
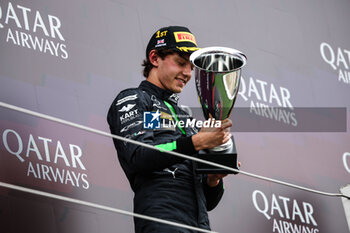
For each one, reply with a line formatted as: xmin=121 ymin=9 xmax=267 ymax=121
xmin=176 ymin=78 xmax=185 ymax=84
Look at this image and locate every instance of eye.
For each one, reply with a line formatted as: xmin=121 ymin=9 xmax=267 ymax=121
xmin=178 ymin=61 xmax=186 ymax=66
xmin=178 ymin=59 xmax=191 ymax=68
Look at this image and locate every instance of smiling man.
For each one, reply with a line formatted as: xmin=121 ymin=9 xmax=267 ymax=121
xmin=107 ymin=26 xmax=232 ymax=233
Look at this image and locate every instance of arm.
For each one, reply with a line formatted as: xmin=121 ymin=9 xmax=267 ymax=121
xmin=107 ymin=90 xmax=197 ymax=174
xmin=191 ymin=118 xmax=232 ymax=151
xmin=128 ymin=136 xmax=197 ymax=173
xmin=202 ymin=175 xmax=225 ymax=211
xmin=192 ymin=119 xmax=232 ymax=210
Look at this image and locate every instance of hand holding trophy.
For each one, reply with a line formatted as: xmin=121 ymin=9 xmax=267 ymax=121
xmin=190 ymin=47 xmax=247 ymax=174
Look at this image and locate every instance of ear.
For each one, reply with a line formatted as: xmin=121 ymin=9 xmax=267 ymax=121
xmin=149 ymin=50 xmax=159 ymax=67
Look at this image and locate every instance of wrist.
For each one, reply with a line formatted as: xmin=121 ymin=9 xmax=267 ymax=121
xmin=192 ymin=134 xmax=205 ymax=151
xmin=176 ymin=137 xmax=197 ymax=155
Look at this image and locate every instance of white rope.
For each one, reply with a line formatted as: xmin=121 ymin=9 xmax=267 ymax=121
xmin=0 ymin=101 xmax=349 ymax=199
xmin=0 ymin=181 xmax=217 ymax=233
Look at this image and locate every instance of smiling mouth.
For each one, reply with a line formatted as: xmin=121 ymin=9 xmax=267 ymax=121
xmin=176 ymin=78 xmax=186 ymax=85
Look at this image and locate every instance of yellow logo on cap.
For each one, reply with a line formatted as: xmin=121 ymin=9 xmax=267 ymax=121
xmin=174 ymin=32 xmax=197 ymax=45
xmin=156 ymin=30 xmax=168 ymax=38
xmin=176 ymin=47 xmax=200 ymax=53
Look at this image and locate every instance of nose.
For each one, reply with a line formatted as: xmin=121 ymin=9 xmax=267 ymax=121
xmin=183 ymin=62 xmax=192 ymax=79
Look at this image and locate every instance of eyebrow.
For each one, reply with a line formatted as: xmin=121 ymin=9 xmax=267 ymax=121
xmin=176 ymin=56 xmax=193 ymax=69
xmin=176 ymin=54 xmax=190 ymax=63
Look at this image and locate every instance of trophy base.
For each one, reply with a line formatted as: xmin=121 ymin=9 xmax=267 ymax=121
xmin=195 ymin=136 xmax=239 ymax=174
xmin=209 ymin=138 xmax=233 ymax=152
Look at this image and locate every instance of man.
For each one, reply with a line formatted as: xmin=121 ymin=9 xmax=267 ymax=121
xmin=107 ymin=26 xmax=232 ymax=233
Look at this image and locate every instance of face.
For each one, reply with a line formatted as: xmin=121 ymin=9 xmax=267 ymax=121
xmin=152 ymin=52 xmax=193 ymax=93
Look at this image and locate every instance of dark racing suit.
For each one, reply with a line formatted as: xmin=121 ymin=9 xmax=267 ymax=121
xmin=107 ymin=80 xmax=224 ymax=233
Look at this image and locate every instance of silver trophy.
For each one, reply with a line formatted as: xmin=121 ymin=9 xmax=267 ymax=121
xmin=190 ymin=47 xmax=247 ymax=174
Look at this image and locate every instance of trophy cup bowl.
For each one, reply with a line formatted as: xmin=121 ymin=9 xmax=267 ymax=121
xmin=190 ymin=47 xmax=247 ymax=174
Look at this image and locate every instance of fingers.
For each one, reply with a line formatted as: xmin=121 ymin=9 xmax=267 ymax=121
xmin=196 ymin=118 xmax=233 ymax=149
xmin=221 ymin=118 xmax=232 ymax=130
xmin=222 ymin=132 xmax=232 ymax=144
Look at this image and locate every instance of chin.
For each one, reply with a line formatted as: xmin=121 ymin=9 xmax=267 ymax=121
xmin=173 ymin=89 xmax=182 ymax=93
xmin=174 ymin=86 xmax=184 ymax=93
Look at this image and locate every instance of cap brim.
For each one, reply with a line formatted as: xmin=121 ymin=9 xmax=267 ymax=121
xmin=174 ymin=46 xmax=201 ymax=54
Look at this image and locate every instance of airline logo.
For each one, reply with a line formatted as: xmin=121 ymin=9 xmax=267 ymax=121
xmin=320 ymin=42 xmax=350 ymax=84
xmin=174 ymin=32 xmax=197 ymax=45
xmin=0 ymin=1 xmax=68 ymax=59
xmin=343 ymin=152 xmax=350 ymax=173
xmin=1 ymin=128 xmax=90 ymax=190
xmin=0 ymin=6 xmax=3 ymax=28
xmin=252 ymin=190 xmax=319 ymax=233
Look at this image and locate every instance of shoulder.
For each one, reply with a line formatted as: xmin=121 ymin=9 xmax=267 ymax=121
xmin=112 ymin=87 xmax=150 ymax=104
xmin=108 ymin=87 xmax=152 ymax=113
xmin=107 ymin=87 xmax=150 ymax=126
xmin=115 ymin=88 xmax=141 ymax=103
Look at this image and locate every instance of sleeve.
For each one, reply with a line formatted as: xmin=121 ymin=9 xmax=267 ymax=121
xmin=107 ymin=89 xmax=197 ymax=175
xmin=202 ymin=175 xmax=225 ymax=211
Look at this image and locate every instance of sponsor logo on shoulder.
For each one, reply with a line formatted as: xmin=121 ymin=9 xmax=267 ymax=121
xmin=117 ymin=94 xmax=138 ymax=106
xmin=120 ymin=120 xmax=143 ymax=133
xmin=119 ymin=104 xmax=136 ymax=112
xmin=124 ymin=130 xmax=145 ymax=145
xmin=120 ymin=109 xmax=140 ymax=124
xmin=151 ymin=95 xmax=167 ymax=111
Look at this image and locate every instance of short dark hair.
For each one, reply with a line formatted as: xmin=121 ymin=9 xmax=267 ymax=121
xmin=142 ymin=48 xmax=189 ymax=78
